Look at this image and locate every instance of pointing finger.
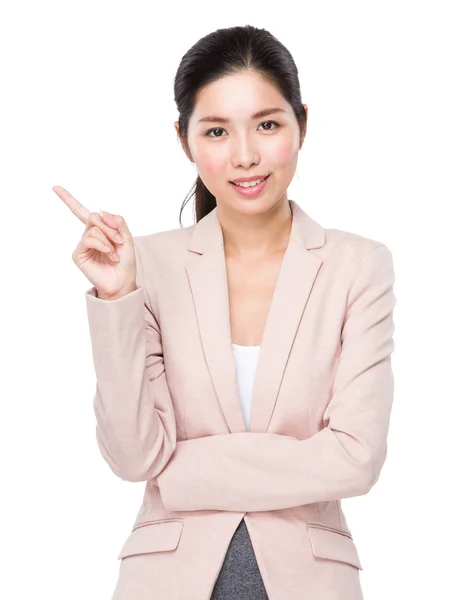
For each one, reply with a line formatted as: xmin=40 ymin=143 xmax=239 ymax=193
xmin=52 ymin=185 xmax=91 ymax=224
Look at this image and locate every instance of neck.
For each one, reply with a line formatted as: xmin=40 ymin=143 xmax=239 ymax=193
xmin=218 ymin=197 xmax=293 ymax=260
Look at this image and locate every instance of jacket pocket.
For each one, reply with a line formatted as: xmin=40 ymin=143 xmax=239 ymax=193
xmin=117 ymin=519 xmax=184 ymax=560
xmin=306 ymin=522 xmax=363 ymax=570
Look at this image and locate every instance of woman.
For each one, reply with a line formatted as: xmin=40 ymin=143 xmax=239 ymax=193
xmin=54 ymin=24 xmax=396 ymax=600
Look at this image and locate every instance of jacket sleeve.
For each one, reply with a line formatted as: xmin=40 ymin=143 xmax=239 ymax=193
xmin=85 ymin=237 xmax=177 ymax=482
xmin=157 ymin=244 xmax=396 ymax=512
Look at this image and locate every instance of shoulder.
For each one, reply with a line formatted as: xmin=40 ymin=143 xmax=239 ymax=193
xmin=296 ymin=203 xmax=392 ymax=268
xmin=305 ymin=217 xmax=394 ymax=290
xmin=133 ymin=223 xmax=196 ymax=265
xmin=131 ymin=224 xmax=196 ymax=306
xmin=321 ymin=224 xmax=392 ymax=269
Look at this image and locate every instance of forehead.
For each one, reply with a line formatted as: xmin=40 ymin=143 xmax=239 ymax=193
xmin=191 ymin=71 xmax=289 ymax=121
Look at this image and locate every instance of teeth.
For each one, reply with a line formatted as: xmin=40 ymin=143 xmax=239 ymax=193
xmin=234 ymin=177 xmax=266 ymax=188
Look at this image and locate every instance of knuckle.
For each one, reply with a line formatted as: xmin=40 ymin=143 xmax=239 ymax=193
xmin=89 ymin=212 xmax=100 ymax=224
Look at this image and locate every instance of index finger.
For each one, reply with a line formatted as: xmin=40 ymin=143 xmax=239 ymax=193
xmin=52 ymin=185 xmax=91 ymax=224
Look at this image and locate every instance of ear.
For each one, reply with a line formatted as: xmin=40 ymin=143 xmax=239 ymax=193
xmin=174 ymin=121 xmax=194 ymax=162
xmin=299 ymin=104 xmax=308 ymax=149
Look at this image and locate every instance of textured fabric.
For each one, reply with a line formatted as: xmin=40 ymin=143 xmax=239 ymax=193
xmin=210 ymin=519 xmax=269 ymax=599
xmin=85 ymin=199 xmax=395 ymax=600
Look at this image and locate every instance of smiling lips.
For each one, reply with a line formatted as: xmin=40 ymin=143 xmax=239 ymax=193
xmin=230 ymin=174 xmax=270 ymax=184
xmin=229 ymin=174 xmax=270 ymax=197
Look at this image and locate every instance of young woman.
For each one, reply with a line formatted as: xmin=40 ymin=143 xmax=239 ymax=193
xmin=54 ymin=24 xmax=396 ymax=600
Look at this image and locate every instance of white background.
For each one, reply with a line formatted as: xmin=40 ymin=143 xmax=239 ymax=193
xmin=1 ymin=1 xmax=453 ymax=598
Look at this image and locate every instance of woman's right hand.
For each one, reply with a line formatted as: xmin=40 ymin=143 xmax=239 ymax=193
xmin=52 ymin=185 xmax=137 ymax=299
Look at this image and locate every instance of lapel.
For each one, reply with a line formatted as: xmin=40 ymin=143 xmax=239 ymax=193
xmin=184 ymin=199 xmax=326 ymax=434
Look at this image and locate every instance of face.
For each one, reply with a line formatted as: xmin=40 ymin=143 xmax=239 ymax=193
xmin=175 ymin=70 xmax=307 ymax=216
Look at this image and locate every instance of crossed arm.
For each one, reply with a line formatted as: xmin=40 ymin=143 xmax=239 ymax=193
xmin=156 ymin=244 xmax=396 ymax=512
xmin=87 ymin=242 xmax=395 ymax=513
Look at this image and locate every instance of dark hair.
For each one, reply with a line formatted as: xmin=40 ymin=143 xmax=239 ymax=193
xmin=174 ymin=25 xmax=307 ymax=226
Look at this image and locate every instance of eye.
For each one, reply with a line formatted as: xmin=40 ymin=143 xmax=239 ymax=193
xmin=204 ymin=127 xmax=226 ymax=138
xmin=258 ymin=120 xmax=280 ymax=132
xmin=204 ymin=120 xmax=281 ymax=137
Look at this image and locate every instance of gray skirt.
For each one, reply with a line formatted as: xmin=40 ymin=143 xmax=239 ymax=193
xmin=210 ymin=518 xmax=269 ymax=599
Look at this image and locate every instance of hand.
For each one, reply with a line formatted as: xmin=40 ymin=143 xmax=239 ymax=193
xmin=52 ymin=185 xmax=137 ymax=299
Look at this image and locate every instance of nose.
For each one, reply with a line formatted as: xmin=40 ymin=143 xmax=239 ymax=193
xmin=231 ymin=132 xmax=260 ymax=170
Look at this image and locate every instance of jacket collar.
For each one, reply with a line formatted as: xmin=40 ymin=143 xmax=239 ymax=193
xmin=185 ymin=199 xmax=326 ymax=433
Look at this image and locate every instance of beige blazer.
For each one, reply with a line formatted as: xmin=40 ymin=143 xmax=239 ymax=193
xmin=85 ymin=199 xmax=396 ymax=600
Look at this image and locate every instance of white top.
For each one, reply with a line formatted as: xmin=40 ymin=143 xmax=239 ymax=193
xmin=232 ymin=343 xmax=261 ymax=431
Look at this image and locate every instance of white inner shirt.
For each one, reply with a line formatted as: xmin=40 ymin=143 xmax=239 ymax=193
xmin=232 ymin=343 xmax=261 ymax=431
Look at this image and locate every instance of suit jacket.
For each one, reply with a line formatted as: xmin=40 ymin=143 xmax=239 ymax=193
xmin=85 ymin=199 xmax=396 ymax=600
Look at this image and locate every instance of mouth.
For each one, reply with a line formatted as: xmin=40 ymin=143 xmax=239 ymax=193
xmin=229 ymin=174 xmax=271 ymax=197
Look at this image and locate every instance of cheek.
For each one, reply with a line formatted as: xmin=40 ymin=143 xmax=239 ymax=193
xmin=189 ymin=138 xmax=225 ymax=177
xmin=269 ymin=139 xmax=296 ymax=167
xmin=200 ymin=154 xmax=225 ymax=176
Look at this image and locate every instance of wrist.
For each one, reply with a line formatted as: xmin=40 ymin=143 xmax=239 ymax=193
xmin=96 ymin=284 xmax=138 ymax=301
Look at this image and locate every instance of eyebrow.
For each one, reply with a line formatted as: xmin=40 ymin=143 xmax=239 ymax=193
xmin=197 ymin=107 xmax=286 ymax=124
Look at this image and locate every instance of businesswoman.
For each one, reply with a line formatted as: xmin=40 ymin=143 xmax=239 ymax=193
xmin=54 ymin=24 xmax=396 ymax=600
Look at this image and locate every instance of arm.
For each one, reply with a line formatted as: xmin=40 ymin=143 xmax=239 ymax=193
xmin=85 ymin=238 xmax=177 ymax=482
xmin=157 ymin=244 xmax=396 ymax=512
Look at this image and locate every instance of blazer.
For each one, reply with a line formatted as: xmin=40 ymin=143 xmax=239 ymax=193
xmin=85 ymin=198 xmax=396 ymax=600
